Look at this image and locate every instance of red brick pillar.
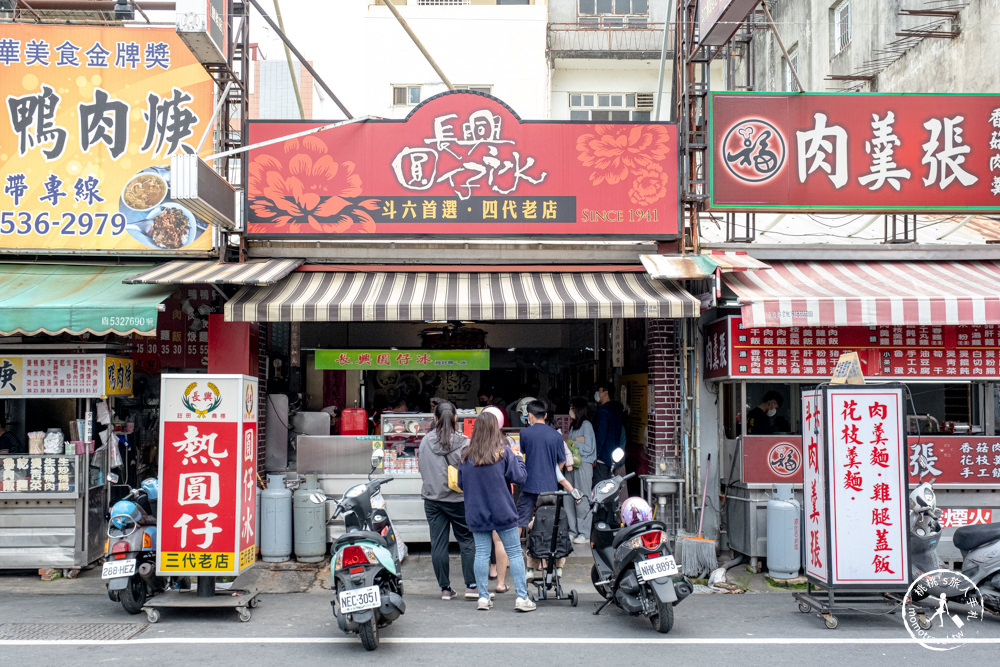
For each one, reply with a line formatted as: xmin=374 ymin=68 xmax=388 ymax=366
xmin=646 ymin=318 xmax=684 ymax=531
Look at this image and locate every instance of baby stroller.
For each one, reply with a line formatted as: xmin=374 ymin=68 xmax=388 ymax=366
xmin=527 ymin=490 xmax=578 ymax=606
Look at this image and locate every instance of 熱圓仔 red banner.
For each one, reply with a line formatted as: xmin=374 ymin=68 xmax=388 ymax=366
xmin=246 ymin=91 xmax=679 ymax=238
xmin=709 ymin=93 xmax=1000 ymax=212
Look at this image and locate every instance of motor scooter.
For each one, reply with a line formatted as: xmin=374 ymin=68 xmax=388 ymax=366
xmin=102 ymin=478 xmax=174 ymax=614
xmin=310 ymin=449 xmax=405 ymax=651
xmin=589 ymin=449 xmax=693 ymax=633
xmin=907 ymin=481 xmax=1000 ymax=615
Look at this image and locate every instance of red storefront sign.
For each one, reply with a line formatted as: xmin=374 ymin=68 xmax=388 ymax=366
xmin=130 ymin=288 xmax=213 ymax=373
xmin=705 ymin=315 xmax=1000 ymax=380
xmin=709 ymin=93 xmax=1000 ymax=212
xmin=802 ymin=390 xmax=828 ymax=582
xmin=247 ymin=92 xmax=679 ymax=238
xmin=157 ymin=374 xmax=257 ymax=576
xmin=741 ymin=435 xmax=1000 ymax=488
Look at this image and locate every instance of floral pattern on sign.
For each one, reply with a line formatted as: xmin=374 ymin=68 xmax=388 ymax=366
xmin=247 ymin=136 xmax=379 ymax=233
xmin=575 ymin=125 xmax=672 ymax=205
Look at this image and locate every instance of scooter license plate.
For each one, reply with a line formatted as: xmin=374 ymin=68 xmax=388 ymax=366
xmin=102 ymin=559 xmax=136 ymax=579
xmin=338 ymin=585 xmax=381 ymax=613
xmin=635 ymin=555 xmax=678 ymax=582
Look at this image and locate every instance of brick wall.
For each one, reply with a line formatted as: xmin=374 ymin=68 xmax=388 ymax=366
xmin=646 ymin=318 xmax=684 ymax=532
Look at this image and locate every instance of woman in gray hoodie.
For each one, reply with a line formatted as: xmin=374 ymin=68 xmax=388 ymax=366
xmin=418 ymin=400 xmax=478 ymax=601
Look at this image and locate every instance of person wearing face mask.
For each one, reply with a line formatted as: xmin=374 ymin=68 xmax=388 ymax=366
xmin=593 ymin=381 xmax=623 ymax=486
xmin=746 ymin=390 xmax=783 ymax=435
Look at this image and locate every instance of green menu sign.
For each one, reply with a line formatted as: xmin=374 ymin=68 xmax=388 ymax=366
xmin=315 ymin=349 xmax=489 ymax=371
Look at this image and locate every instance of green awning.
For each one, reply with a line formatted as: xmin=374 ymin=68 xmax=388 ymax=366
xmin=0 ymin=264 xmax=174 ymax=336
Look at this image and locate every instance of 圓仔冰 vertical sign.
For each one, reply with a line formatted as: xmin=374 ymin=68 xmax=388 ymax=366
xmin=802 ymin=390 xmax=828 ymax=584
xmin=820 ymin=385 xmax=910 ymax=589
xmin=157 ymin=374 xmax=257 ymax=577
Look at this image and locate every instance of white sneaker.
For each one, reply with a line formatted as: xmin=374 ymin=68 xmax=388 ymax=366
xmin=477 ymin=597 xmax=493 ymax=611
xmin=515 ymin=597 xmax=537 ymax=612
xmin=573 ymin=535 xmax=588 ymax=544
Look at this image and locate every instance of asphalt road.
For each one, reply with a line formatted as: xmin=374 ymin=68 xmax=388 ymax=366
xmin=3 ymin=559 xmax=999 ymax=666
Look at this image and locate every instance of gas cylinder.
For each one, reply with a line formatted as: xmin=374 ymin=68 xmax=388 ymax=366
xmin=766 ymin=483 xmax=802 ymax=579
xmin=293 ymin=473 xmax=327 ymax=562
xmin=261 ymin=474 xmax=292 ymax=562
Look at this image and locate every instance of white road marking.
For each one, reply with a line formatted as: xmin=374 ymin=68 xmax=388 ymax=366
xmin=2 ymin=636 xmax=1000 ymax=646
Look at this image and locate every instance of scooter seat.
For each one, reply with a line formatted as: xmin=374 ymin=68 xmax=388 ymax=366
xmin=334 ymin=530 xmax=389 ymax=550
xmin=611 ymin=520 xmax=668 ymax=550
xmin=953 ymin=522 xmax=1000 ymax=552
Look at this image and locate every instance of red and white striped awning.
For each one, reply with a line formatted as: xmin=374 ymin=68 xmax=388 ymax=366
xmin=723 ymin=261 xmax=1000 ymax=327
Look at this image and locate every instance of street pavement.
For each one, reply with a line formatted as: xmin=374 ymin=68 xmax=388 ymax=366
xmin=3 ymin=550 xmax=1000 ymax=666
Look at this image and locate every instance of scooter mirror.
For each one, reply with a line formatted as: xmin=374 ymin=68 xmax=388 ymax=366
xmin=309 ymin=491 xmax=327 ymax=505
xmin=611 ymin=448 xmax=625 ymax=464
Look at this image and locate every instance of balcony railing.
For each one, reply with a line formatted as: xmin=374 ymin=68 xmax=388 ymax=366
xmin=547 ymin=22 xmax=674 ymax=59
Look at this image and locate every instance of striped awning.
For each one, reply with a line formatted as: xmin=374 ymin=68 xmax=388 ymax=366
xmin=225 ymin=271 xmax=700 ymax=323
xmin=723 ymin=260 xmax=1000 ymax=328
xmin=124 ymin=259 xmax=302 ymax=286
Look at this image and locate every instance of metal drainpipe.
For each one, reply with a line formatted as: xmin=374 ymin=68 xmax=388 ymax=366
xmin=678 ymin=319 xmax=689 ymax=528
xmin=691 ymin=317 xmax=703 ymax=535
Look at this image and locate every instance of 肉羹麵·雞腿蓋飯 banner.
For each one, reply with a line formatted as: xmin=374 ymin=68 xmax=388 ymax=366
xmin=709 ymin=92 xmax=1000 ymax=212
xmin=246 ymin=92 xmax=679 ymax=238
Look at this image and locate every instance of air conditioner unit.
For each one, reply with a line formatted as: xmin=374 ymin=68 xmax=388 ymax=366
xmin=635 ymin=93 xmax=655 ymax=110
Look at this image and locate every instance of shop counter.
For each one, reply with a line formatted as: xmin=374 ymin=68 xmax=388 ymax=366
xmin=0 ymin=452 xmax=107 ymax=569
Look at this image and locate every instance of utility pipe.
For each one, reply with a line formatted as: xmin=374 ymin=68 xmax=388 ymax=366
xmin=381 ymin=0 xmax=454 ymax=91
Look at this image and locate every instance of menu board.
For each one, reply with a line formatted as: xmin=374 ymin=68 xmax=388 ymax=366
xmin=824 ymin=386 xmax=909 ymax=588
xmin=130 ymin=288 xmax=212 ymax=373
xmin=0 ymin=455 xmax=76 ymax=493
xmin=0 ymin=354 xmax=132 ymax=398
xmin=705 ymin=316 xmax=1000 ymax=380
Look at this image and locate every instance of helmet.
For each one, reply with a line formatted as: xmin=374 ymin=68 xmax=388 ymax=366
xmin=108 ymin=499 xmax=142 ymax=536
xmin=140 ymin=477 xmax=159 ymax=501
xmin=516 ymin=397 xmax=537 ymax=425
xmin=620 ymin=497 xmax=653 ymax=526
xmin=482 ymin=405 xmax=505 ymax=428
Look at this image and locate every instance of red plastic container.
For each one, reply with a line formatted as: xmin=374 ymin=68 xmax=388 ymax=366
xmin=340 ymin=408 xmax=368 ymax=435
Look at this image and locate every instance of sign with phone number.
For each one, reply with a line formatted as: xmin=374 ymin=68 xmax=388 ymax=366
xmin=0 ymin=210 xmax=127 ymax=237
xmin=0 ymin=24 xmax=214 ymax=254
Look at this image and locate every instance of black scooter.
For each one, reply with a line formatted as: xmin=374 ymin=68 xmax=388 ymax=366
xmin=588 ymin=450 xmax=693 ymax=633
xmin=310 ymin=449 xmax=405 ymax=651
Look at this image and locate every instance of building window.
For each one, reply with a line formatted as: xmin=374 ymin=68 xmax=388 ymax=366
xmin=832 ymin=0 xmax=851 ymax=55
xmin=578 ymin=0 xmax=649 ymax=28
xmin=783 ymin=45 xmax=799 ymax=91
xmin=456 ymin=85 xmax=492 ymax=95
xmin=569 ymin=92 xmax=652 ymax=121
xmin=392 ymin=85 xmax=421 ymax=106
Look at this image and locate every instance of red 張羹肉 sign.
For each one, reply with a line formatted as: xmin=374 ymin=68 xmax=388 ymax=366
xmin=246 ymin=91 xmax=679 ymax=239
xmin=709 ymin=93 xmax=1000 ymax=212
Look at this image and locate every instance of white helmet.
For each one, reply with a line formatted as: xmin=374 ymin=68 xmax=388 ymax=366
xmin=516 ymin=397 xmax=537 ymax=425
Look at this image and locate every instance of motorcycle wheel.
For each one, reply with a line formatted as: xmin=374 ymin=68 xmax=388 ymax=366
xmin=591 ymin=564 xmax=612 ymax=600
xmin=359 ymin=617 xmax=380 ymax=651
xmin=119 ymin=576 xmax=148 ymax=615
xmin=649 ymin=593 xmax=674 ymax=634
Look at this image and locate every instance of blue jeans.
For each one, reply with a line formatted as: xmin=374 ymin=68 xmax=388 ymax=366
xmin=473 ymin=528 xmax=527 ymax=600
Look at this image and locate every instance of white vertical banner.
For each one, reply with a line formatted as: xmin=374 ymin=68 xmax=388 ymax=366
xmin=824 ymin=386 xmax=909 ymax=588
xmin=802 ymin=390 xmax=828 ymax=584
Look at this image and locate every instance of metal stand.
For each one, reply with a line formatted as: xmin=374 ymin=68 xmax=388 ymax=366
xmin=141 ymin=577 xmax=260 ymax=623
xmin=793 ymin=582 xmax=927 ymax=630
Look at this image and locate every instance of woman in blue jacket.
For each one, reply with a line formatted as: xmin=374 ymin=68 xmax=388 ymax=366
xmin=458 ymin=410 xmax=535 ymax=612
